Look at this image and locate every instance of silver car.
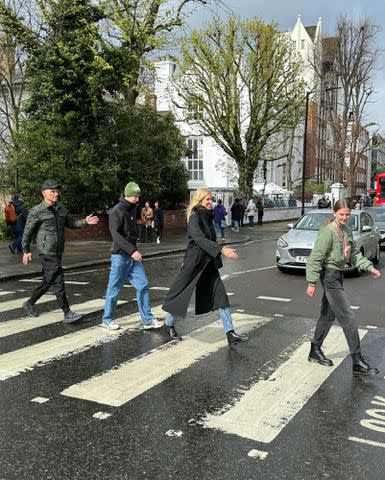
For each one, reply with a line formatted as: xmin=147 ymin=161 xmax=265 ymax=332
xmin=364 ymin=207 xmax=385 ymax=246
xmin=276 ymin=209 xmax=381 ymax=274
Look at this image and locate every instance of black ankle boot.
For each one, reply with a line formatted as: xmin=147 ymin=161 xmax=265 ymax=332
xmin=164 ymin=325 xmax=182 ymax=341
xmin=226 ymin=330 xmax=249 ymax=345
xmin=352 ymin=354 xmax=379 ymax=376
xmin=308 ymin=343 xmax=333 ymax=366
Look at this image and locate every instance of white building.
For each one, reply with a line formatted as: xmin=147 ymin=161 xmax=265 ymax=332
xmin=154 ymin=16 xmax=330 ymax=204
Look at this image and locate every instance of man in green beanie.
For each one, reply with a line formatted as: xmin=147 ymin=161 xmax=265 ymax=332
xmin=101 ymin=182 xmax=163 ymax=330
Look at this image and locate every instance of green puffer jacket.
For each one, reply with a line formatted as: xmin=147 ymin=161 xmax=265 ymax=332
xmin=22 ymin=201 xmax=87 ymax=256
xmin=306 ymin=220 xmax=373 ymax=285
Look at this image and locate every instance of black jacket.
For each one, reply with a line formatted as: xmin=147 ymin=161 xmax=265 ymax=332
xmin=10 ymin=199 xmax=28 ymax=234
xmin=109 ymin=195 xmax=138 ymax=256
xmin=22 ymin=201 xmax=86 ymax=255
xmin=162 ymin=206 xmax=229 ymax=316
xmin=154 ymin=207 xmax=164 ymax=228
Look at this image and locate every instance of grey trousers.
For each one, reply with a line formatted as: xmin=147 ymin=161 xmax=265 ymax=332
xmin=312 ymin=268 xmax=361 ymax=354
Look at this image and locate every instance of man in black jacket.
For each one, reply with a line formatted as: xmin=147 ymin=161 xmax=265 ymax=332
xmin=101 ymin=182 xmax=163 ymax=330
xmin=22 ymin=180 xmax=99 ymax=323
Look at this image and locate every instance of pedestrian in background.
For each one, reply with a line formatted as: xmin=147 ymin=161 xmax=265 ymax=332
xmin=256 ymin=197 xmax=264 ymax=226
xmin=7 ymin=194 xmax=28 ymax=254
xmin=21 ymin=180 xmax=99 ymax=323
xmin=153 ymin=201 xmax=164 ymax=244
xmin=141 ymin=201 xmax=154 ymax=242
xmin=238 ymin=198 xmax=246 ymax=228
xmin=213 ymin=198 xmax=227 ymax=240
xmin=162 ymin=188 xmax=249 ymax=345
xmin=230 ymin=198 xmax=241 ymax=232
xmin=306 ymin=198 xmax=381 ymax=376
xmin=101 ymin=182 xmax=163 ymax=330
xmin=246 ymin=198 xmax=256 ymax=227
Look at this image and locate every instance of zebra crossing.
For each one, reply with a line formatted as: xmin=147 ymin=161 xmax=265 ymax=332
xmin=0 ymin=282 xmax=369 ymax=451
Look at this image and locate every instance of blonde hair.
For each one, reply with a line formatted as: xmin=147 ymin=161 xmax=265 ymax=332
xmin=187 ymin=188 xmax=211 ymax=220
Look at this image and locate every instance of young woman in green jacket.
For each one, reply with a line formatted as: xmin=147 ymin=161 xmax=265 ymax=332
xmin=306 ymin=198 xmax=381 ymax=376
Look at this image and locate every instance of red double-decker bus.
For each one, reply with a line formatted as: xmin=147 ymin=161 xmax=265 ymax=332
xmin=374 ymin=173 xmax=385 ymax=205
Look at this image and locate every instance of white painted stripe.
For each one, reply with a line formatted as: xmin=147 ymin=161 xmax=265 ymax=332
xmin=93 ymin=412 xmax=112 ymax=420
xmin=351 ymin=306 xmax=360 ymax=310
xmin=19 ymin=279 xmax=89 ymax=285
xmin=61 ymin=313 xmax=272 ymax=407
xmin=18 ymin=278 xmax=42 ymax=282
xmin=0 ymin=306 xmax=158 ymax=381
xmin=204 ymin=326 xmax=367 ymax=444
xmin=257 ymin=296 xmax=292 ymax=302
xmin=222 ymin=266 xmax=275 ymax=280
xmin=349 ymin=436 xmax=385 ymax=449
xmin=0 ymin=299 xmax=127 ymax=339
xmin=31 ymin=397 xmax=49 ymax=404
xmin=257 ymin=266 xmax=276 ymax=271
xmin=150 ymin=287 xmax=169 ymax=291
xmin=248 ymin=449 xmax=269 ymax=460
xmin=0 ymin=291 xmax=15 ymax=296
xmin=0 ymin=294 xmax=57 ymax=312
xmin=366 ymin=325 xmax=378 ymax=329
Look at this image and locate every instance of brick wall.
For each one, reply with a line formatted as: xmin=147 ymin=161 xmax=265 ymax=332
xmin=65 ymin=210 xmax=187 ymax=241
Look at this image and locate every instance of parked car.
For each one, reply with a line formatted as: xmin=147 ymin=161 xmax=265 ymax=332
xmin=276 ymin=209 xmax=381 ymax=274
xmin=364 ymin=207 xmax=385 ymax=246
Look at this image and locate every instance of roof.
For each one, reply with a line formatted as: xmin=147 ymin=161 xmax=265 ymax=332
xmin=305 ymin=26 xmax=317 ymax=41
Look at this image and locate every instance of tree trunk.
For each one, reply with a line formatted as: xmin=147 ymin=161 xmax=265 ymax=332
xmin=286 ymin=130 xmax=295 ymax=191
xmin=237 ymin=161 xmax=255 ymax=200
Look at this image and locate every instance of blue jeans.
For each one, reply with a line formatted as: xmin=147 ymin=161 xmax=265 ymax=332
xmin=214 ymin=220 xmax=225 ymax=238
xmin=10 ymin=232 xmax=23 ymax=253
xmin=102 ymin=254 xmax=155 ymax=325
xmin=165 ymin=307 xmax=234 ymax=333
xmin=231 ymin=220 xmax=239 ymax=232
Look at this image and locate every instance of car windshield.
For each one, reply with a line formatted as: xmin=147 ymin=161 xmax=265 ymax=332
xmin=294 ymin=213 xmax=358 ymax=231
xmin=367 ymin=210 xmax=385 ymax=222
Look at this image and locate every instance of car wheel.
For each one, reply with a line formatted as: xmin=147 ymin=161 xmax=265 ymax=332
xmin=373 ymin=242 xmax=380 ymax=264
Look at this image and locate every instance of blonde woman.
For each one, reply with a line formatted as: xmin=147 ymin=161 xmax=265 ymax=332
xmin=162 ymin=188 xmax=248 ymax=345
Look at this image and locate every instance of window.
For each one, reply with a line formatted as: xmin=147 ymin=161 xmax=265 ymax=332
xmin=292 ymin=40 xmax=296 ymax=50
xmin=186 ymin=137 xmax=204 ymax=181
xmin=301 ymin=39 xmax=305 ymax=49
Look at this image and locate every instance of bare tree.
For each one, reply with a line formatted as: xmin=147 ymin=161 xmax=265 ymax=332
xmin=312 ymin=16 xmax=380 ymax=195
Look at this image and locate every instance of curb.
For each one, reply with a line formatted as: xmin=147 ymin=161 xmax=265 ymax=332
xmin=0 ymin=236 xmax=249 ymax=283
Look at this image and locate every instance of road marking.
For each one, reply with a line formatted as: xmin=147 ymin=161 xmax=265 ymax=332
xmin=61 ymin=313 xmax=273 ymax=407
xmin=204 ymin=326 xmax=367 ymax=444
xmin=145 ymin=254 xmax=185 ymax=261
xmin=257 ymin=296 xmax=292 ymax=302
xmin=256 ymin=266 xmax=276 ymax=271
xmin=19 ymin=279 xmax=89 ymax=285
xmin=351 ymin=306 xmax=360 ymax=310
xmin=0 ymin=294 xmax=58 ymax=311
xmin=348 ymin=436 xmax=385 ymax=449
xmin=247 ymin=449 xmax=269 ymax=460
xmin=150 ymin=287 xmax=169 ymax=291
xmin=366 ymin=325 xmax=378 ymax=329
xmin=93 ymin=412 xmax=112 ymax=420
xmin=165 ymin=430 xmax=183 ymax=437
xmin=274 ymin=314 xmax=284 ymax=317
xmin=0 ymin=299 xmax=127 ymax=339
xmin=31 ymin=397 xmax=49 ymax=404
xmin=0 ymin=306 xmax=158 ymax=381
xmin=0 ymin=291 xmax=15 ymax=296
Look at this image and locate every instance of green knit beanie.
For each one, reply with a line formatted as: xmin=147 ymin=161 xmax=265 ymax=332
xmin=124 ymin=182 xmax=141 ymax=197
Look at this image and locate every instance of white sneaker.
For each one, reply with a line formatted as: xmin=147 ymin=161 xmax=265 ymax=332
xmin=101 ymin=321 xmax=120 ymax=330
xmin=143 ymin=319 xmax=164 ymax=330
xmin=156 ymin=238 xmax=160 ymax=244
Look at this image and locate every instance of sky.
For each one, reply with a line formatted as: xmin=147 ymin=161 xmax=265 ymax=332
xmin=184 ymin=0 xmax=385 ymax=131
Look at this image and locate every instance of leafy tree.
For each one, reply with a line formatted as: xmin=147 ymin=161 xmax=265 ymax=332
xmin=173 ymin=15 xmax=305 ymax=200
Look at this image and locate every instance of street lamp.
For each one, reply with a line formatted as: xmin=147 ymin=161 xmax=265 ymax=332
xmin=301 ymin=86 xmax=340 ymax=215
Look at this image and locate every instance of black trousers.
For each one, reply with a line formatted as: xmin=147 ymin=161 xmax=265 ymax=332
xmin=28 ymin=255 xmax=70 ymax=313
xmin=312 ymin=269 xmax=361 ymax=354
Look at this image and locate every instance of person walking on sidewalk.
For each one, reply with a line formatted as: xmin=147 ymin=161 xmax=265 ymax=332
xmin=230 ymin=198 xmax=241 ymax=232
xmin=306 ymin=198 xmax=381 ymax=376
xmin=256 ymin=197 xmax=264 ymax=226
xmin=101 ymin=182 xmax=163 ymax=331
xmin=213 ymin=198 xmax=227 ymax=240
xmin=246 ymin=198 xmax=256 ymax=227
xmin=162 ymin=188 xmax=249 ymax=345
xmin=21 ymin=180 xmax=99 ymax=323
xmin=141 ymin=201 xmax=154 ymax=242
xmin=7 ymin=194 xmax=28 ymax=254
xmin=153 ymin=201 xmax=164 ymax=244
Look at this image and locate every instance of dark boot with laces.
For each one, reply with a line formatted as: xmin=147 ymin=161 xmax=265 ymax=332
xmin=226 ymin=330 xmax=249 ymax=345
xmin=308 ymin=342 xmax=333 ymax=366
xmin=63 ymin=311 xmax=83 ymax=324
xmin=352 ymin=353 xmax=379 ymax=376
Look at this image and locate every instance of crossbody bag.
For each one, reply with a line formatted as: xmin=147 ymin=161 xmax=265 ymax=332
xmin=332 ymin=222 xmax=351 ymax=263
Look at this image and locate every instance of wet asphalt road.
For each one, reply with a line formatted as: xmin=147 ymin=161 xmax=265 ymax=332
xmin=1 ymin=227 xmax=385 ymax=480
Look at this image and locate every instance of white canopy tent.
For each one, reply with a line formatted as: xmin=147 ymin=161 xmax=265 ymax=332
xmin=253 ymin=182 xmax=293 ymax=197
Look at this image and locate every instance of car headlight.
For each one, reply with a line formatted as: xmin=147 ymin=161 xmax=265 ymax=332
xmin=277 ymin=237 xmax=288 ymax=248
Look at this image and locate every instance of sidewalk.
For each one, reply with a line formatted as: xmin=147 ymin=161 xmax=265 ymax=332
xmin=0 ymin=226 xmax=263 ymax=282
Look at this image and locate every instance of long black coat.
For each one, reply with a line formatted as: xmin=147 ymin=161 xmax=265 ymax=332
xmin=162 ymin=206 xmax=229 ymax=317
